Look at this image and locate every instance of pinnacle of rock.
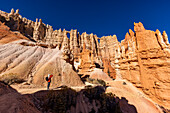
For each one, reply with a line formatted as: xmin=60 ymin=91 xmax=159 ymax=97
xmin=0 ymin=9 xmax=170 ymax=110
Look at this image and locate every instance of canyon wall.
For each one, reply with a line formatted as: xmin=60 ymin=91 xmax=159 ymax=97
xmin=0 ymin=9 xmax=170 ymax=109
xmin=117 ymin=22 xmax=170 ymax=109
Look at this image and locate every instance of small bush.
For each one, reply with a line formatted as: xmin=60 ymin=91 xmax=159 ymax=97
xmin=83 ymin=86 xmax=122 ymax=113
xmin=33 ymin=86 xmax=122 ymax=113
xmin=0 ymin=73 xmax=25 ymax=85
xmin=43 ymin=87 xmax=78 ymax=113
xmin=97 ymin=79 xmax=106 ymax=87
xmin=86 ymin=78 xmax=106 ymax=86
xmin=85 ymin=85 xmax=92 ymax=89
xmin=86 ymin=78 xmax=94 ymax=83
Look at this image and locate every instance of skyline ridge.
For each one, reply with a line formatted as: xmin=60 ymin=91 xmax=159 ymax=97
xmin=0 ymin=0 xmax=169 ymax=41
xmin=0 ymin=8 xmax=169 ymax=42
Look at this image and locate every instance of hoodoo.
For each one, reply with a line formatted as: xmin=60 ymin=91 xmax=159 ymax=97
xmin=0 ymin=9 xmax=170 ymax=111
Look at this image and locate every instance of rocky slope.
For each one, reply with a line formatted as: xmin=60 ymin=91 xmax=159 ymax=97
xmin=0 ymin=82 xmax=40 ymax=113
xmin=6 ymin=80 xmax=165 ymax=113
xmin=106 ymin=80 xmax=163 ymax=113
xmin=0 ymin=21 xmax=28 ymax=44
xmin=0 ymin=40 xmax=84 ymax=87
xmin=0 ymin=81 xmax=134 ymax=113
xmin=0 ymin=21 xmax=83 ymax=87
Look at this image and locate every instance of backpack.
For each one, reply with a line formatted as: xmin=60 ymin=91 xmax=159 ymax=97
xmin=45 ymin=77 xmax=49 ymax=81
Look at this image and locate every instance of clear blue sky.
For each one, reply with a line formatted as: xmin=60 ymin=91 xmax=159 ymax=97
xmin=0 ymin=0 xmax=170 ymax=41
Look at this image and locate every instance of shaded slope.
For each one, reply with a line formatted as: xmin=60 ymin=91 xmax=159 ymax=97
xmin=0 ymin=82 xmax=40 ymax=113
xmin=0 ymin=21 xmax=29 ymax=44
xmin=25 ymin=86 xmax=137 ymax=113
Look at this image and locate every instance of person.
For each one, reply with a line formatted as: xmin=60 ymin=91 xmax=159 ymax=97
xmin=47 ymin=74 xmax=53 ymax=90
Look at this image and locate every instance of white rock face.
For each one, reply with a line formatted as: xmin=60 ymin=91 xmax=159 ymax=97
xmin=0 ymin=40 xmax=84 ymax=87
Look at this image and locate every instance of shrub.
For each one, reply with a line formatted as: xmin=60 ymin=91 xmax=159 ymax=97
xmin=83 ymin=86 xmax=122 ymax=113
xmin=0 ymin=73 xmax=25 ymax=85
xmin=85 ymin=85 xmax=92 ymax=89
xmin=86 ymin=78 xmax=106 ymax=86
xmin=97 ymin=79 xmax=106 ymax=87
xmin=33 ymin=86 xmax=122 ymax=113
xmin=43 ymin=87 xmax=77 ymax=113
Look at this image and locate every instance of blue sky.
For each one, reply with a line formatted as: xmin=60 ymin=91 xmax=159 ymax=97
xmin=0 ymin=0 xmax=170 ymax=41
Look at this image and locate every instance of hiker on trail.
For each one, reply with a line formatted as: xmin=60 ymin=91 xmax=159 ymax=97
xmin=46 ymin=74 xmax=53 ymax=90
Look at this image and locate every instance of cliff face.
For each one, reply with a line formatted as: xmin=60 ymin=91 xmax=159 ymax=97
xmin=0 ymin=9 xmax=115 ymax=78
xmin=0 ymin=9 xmax=170 ymax=109
xmin=117 ymin=22 xmax=170 ymax=109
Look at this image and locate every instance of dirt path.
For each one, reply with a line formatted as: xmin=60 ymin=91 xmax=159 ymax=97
xmin=11 ymin=84 xmax=85 ymax=94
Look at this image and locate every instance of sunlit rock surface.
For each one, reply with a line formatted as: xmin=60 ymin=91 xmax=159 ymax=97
xmin=0 ymin=9 xmax=170 ymax=110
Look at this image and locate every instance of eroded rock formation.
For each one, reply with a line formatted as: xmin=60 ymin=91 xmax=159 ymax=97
xmin=0 ymin=9 xmax=170 ymax=109
xmin=0 ymin=40 xmax=84 ymax=87
xmin=118 ymin=22 xmax=170 ymax=109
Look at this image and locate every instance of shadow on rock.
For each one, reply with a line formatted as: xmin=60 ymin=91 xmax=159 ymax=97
xmin=25 ymin=86 xmax=137 ymax=113
xmin=117 ymin=97 xmax=137 ymax=113
xmin=0 ymin=82 xmax=40 ymax=113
